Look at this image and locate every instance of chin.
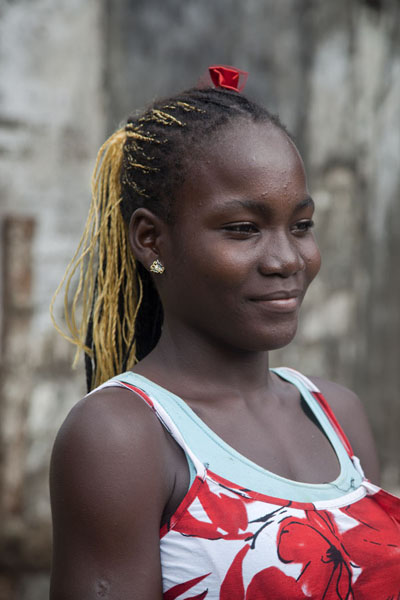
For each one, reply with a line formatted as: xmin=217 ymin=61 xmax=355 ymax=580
xmin=212 ymin=315 xmax=300 ymax=354
xmin=256 ymin=321 xmax=299 ymax=352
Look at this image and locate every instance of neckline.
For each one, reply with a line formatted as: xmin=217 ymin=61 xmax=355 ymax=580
xmin=121 ymin=369 xmax=351 ymax=491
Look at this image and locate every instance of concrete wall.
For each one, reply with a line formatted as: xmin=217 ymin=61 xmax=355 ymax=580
xmin=0 ymin=1 xmax=105 ymax=597
xmin=0 ymin=0 xmax=399 ymax=596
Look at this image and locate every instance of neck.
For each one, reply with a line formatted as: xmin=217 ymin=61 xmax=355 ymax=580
xmin=135 ymin=316 xmax=274 ymax=399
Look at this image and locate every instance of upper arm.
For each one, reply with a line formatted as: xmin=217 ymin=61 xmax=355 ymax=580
xmin=310 ymin=377 xmax=381 ymax=485
xmin=49 ymin=387 xmax=171 ymax=600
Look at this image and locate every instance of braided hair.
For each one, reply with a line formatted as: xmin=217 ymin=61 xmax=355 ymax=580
xmin=51 ymin=86 xmax=289 ymax=391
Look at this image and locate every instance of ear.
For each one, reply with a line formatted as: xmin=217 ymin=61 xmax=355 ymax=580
xmin=128 ymin=208 xmax=166 ymax=270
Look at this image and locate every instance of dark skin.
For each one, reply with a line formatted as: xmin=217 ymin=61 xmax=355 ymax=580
xmin=50 ymin=121 xmax=380 ymax=599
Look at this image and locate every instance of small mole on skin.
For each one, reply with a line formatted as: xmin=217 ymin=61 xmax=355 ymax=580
xmin=96 ymin=579 xmax=110 ymax=598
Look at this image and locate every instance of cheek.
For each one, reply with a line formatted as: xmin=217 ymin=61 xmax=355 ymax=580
xmin=166 ymin=239 xmax=248 ymax=299
xmin=171 ymin=230 xmax=246 ymax=278
xmin=304 ymin=239 xmax=321 ymax=284
xmin=197 ymin=245 xmax=253 ymax=289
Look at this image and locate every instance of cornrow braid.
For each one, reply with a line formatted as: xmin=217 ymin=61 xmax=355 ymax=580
xmin=51 ymin=86 xmax=289 ymax=391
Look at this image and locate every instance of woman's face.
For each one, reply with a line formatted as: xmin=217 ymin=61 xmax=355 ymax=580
xmin=158 ymin=119 xmax=321 ymax=352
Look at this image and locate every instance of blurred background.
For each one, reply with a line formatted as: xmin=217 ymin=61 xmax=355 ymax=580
xmin=0 ymin=0 xmax=399 ymax=597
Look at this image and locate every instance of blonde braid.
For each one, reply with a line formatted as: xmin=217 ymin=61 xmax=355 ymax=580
xmin=50 ymin=127 xmax=143 ymax=389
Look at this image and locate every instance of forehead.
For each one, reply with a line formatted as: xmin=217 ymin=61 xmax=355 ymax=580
xmin=176 ymin=120 xmax=307 ymax=210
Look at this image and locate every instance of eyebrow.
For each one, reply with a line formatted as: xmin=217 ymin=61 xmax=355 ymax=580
xmin=220 ymin=195 xmax=315 ymax=216
xmin=295 ymin=196 xmax=315 ymax=211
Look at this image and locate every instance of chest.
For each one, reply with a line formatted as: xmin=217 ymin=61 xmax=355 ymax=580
xmin=190 ymin=395 xmax=340 ymax=484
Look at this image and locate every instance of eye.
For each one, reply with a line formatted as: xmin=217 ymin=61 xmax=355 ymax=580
xmin=291 ymin=219 xmax=314 ymax=234
xmin=222 ymin=223 xmax=259 ymax=237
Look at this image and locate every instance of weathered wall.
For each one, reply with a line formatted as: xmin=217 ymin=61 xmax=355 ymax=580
xmin=0 ymin=1 xmax=105 ymax=597
xmin=0 ymin=0 xmax=399 ymax=597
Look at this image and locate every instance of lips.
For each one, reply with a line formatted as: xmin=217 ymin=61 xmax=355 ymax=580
xmin=250 ymin=290 xmax=302 ymax=301
xmin=249 ymin=290 xmax=302 ymax=313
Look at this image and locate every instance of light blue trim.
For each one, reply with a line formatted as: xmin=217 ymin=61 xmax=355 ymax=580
xmin=113 ymin=369 xmax=363 ymax=502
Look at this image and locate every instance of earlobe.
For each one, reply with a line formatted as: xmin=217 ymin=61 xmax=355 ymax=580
xmin=128 ymin=208 xmax=165 ymax=270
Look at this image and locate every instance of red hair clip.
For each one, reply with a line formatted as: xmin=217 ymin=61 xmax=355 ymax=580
xmin=208 ymin=65 xmax=248 ymax=92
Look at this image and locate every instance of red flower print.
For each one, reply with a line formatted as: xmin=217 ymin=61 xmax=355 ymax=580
xmin=340 ymin=494 xmax=400 ymax=598
xmin=246 ymin=567 xmax=306 ymax=600
xmin=164 ymin=573 xmax=210 ymax=599
xmin=174 ymin=480 xmax=252 ymax=541
xmin=274 ymin=510 xmax=355 ymax=599
xmin=220 ymin=544 xmax=250 ymax=600
xmin=220 ymin=546 xmax=308 ymax=600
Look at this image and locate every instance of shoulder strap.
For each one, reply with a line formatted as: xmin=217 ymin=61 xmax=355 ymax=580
xmin=96 ymin=379 xmax=207 ymax=479
xmin=273 ymin=367 xmax=354 ymax=458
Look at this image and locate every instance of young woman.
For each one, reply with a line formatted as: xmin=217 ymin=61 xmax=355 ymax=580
xmin=50 ymin=66 xmax=400 ymax=599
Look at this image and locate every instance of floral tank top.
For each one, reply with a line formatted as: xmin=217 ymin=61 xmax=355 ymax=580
xmin=99 ymin=368 xmax=400 ymax=599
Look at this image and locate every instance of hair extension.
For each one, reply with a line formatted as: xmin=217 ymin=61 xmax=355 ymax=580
xmin=50 ymin=128 xmax=144 ymax=389
xmin=51 ymin=86 xmax=289 ymax=391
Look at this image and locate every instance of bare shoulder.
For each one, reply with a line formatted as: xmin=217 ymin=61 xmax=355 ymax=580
xmin=309 ymin=376 xmax=380 ymax=484
xmin=50 ymin=386 xmax=170 ymax=599
xmin=51 ymin=385 xmax=172 ymax=506
xmin=52 ymin=385 xmax=169 ymax=469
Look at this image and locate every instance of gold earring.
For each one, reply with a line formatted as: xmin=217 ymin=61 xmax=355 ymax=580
xmin=149 ymin=259 xmax=165 ymax=274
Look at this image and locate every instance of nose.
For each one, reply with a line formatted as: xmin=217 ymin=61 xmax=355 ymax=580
xmin=258 ymin=229 xmax=305 ymax=277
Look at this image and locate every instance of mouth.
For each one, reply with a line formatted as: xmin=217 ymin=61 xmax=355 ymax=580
xmin=249 ymin=290 xmax=302 ymax=313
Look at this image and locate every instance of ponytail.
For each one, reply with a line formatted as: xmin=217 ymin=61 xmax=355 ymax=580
xmin=50 ymin=128 xmax=143 ymax=390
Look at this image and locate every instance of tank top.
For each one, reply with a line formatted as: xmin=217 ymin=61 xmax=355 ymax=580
xmin=98 ymin=368 xmax=400 ymax=599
